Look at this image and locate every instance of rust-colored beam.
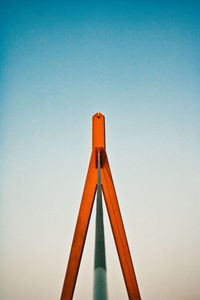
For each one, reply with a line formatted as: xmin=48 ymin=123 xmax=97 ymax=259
xmin=101 ymin=151 xmax=141 ymax=300
xmin=61 ymin=113 xmax=141 ymax=300
xmin=60 ymin=151 xmax=97 ymax=300
xmin=92 ymin=112 xmax=105 ymax=150
xmin=61 ymin=113 xmax=105 ymax=300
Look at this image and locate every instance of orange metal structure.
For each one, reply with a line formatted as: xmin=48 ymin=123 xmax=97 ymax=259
xmin=60 ymin=112 xmax=141 ymax=300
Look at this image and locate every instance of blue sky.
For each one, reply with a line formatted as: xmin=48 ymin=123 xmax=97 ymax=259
xmin=1 ymin=1 xmax=200 ymax=299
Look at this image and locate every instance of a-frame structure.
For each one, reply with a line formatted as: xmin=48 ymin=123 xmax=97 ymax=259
xmin=60 ymin=112 xmax=141 ymax=300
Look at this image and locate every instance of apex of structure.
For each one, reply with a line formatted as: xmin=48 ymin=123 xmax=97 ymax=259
xmin=93 ymin=112 xmax=105 ymax=119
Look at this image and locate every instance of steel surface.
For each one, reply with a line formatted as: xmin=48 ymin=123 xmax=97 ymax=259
xmin=60 ymin=151 xmax=97 ymax=300
xmin=93 ymin=151 xmax=107 ymax=300
xmin=60 ymin=112 xmax=141 ymax=300
xmin=101 ymin=150 xmax=141 ymax=300
xmin=92 ymin=112 xmax=105 ymax=150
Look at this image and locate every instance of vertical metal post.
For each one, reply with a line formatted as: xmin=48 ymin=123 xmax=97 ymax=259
xmin=93 ymin=151 xmax=108 ymax=300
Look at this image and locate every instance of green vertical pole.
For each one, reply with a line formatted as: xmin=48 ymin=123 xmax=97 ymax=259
xmin=93 ymin=151 xmax=108 ymax=300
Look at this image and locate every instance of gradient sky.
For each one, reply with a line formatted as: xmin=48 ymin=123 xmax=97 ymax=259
xmin=1 ymin=1 xmax=200 ymax=299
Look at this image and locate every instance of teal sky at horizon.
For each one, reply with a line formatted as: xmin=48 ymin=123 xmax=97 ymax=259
xmin=1 ymin=1 xmax=200 ymax=299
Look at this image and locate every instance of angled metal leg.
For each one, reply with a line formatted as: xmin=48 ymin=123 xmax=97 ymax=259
xmin=61 ymin=150 xmax=97 ymax=300
xmin=101 ymin=151 xmax=141 ymax=300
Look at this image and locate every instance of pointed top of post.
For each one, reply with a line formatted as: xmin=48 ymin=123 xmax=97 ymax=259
xmin=94 ymin=112 xmax=105 ymax=119
xmin=92 ymin=112 xmax=105 ymax=150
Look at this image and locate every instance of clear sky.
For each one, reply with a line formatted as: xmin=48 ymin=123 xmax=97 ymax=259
xmin=1 ymin=1 xmax=200 ymax=299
